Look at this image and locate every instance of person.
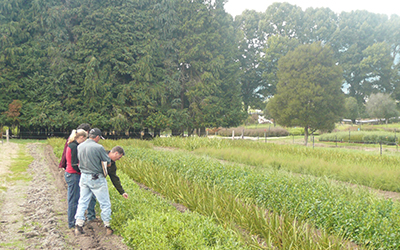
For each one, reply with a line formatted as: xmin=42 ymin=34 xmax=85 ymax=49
xmin=64 ymin=129 xmax=88 ymax=229
xmin=59 ymin=123 xmax=91 ymax=169
xmin=74 ymin=128 xmax=113 ymax=236
xmin=86 ymin=146 xmax=128 ymax=222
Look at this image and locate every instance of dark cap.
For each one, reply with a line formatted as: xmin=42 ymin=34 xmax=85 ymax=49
xmin=89 ymin=128 xmax=105 ymax=140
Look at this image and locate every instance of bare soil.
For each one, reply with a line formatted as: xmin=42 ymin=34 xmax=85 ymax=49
xmin=0 ymin=142 xmax=129 ymax=250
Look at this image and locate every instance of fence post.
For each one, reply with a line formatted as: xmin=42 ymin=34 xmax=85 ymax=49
xmin=335 ymin=136 xmax=337 ymax=147
xmin=380 ymin=141 xmax=382 ymax=156
xmin=232 ymin=130 xmax=234 ymax=140
xmin=6 ymin=129 xmax=9 ymax=143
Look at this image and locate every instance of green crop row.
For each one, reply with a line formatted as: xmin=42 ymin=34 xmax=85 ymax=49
xmin=119 ymin=149 xmax=351 ymax=249
xmin=109 ymin=172 xmax=248 ymax=249
xmin=48 ymin=138 xmax=249 ymax=249
xmin=126 ymin=147 xmax=400 ymax=249
xmin=319 ymin=131 xmax=398 ymax=144
xmin=152 ymin=137 xmax=400 ymax=192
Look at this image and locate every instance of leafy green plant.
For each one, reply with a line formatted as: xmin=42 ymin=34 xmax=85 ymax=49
xmin=109 ymin=173 xmax=250 ymax=249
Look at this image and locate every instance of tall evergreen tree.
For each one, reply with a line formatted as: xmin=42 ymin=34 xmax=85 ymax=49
xmin=267 ymin=42 xmax=345 ymax=145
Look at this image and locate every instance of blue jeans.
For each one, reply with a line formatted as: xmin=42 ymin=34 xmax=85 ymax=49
xmin=64 ymin=172 xmax=80 ymax=228
xmin=87 ymin=195 xmax=97 ymax=221
xmin=75 ymin=173 xmax=111 ymax=226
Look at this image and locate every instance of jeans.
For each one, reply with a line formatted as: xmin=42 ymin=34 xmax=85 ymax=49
xmin=75 ymin=173 xmax=111 ymax=226
xmin=64 ymin=172 xmax=80 ymax=228
xmin=87 ymin=195 xmax=97 ymax=221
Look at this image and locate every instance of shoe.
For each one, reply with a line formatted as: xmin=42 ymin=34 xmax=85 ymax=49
xmin=74 ymin=225 xmax=84 ymax=236
xmin=105 ymin=226 xmax=113 ymax=236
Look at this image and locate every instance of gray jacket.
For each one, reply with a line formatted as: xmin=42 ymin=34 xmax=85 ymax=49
xmin=77 ymin=139 xmax=111 ymax=175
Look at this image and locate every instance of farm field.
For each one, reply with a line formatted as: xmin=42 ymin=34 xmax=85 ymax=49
xmin=4 ymin=136 xmax=399 ymax=249
xmin=51 ymin=137 xmax=400 ymax=249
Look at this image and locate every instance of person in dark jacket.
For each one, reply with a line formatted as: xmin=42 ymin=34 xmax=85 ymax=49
xmin=65 ymin=129 xmax=88 ymax=229
xmin=86 ymin=146 xmax=128 ymax=224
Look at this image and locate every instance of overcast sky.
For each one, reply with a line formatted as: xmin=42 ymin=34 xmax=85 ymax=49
xmin=224 ymin=1 xmax=400 ymax=18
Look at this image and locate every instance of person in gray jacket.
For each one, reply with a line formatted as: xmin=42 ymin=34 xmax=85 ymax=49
xmin=74 ymin=128 xmax=113 ymax=236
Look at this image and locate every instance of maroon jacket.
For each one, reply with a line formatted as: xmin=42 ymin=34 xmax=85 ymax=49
xmin=58 ymin=139 xmax=68 ymax=169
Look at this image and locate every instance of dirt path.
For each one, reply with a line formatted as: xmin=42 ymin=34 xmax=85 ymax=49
xmin=0 ymin=142 xmax=129 ymax=249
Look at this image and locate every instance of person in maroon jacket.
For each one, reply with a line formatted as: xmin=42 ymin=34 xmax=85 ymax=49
xmin=65 ymin=129 xmax=88 ymax=229
xmin=59 ymin=123 xmax=91 ymax=169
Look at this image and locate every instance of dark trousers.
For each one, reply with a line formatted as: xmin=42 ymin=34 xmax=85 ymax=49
xmin=65 ymin=172 xmax=80 ymax=228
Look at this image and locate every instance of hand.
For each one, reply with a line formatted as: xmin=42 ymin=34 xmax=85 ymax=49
xmin=122 ymin=193 xmax=128 ymax=199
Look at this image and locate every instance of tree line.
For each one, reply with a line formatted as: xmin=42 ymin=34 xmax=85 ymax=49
xmin=1 ymin=0 xmax=399 ymax=136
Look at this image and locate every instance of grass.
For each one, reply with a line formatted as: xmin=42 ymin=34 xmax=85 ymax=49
xmin=110 ymin=173 xmax=252 ymax=249
xmin=152 ymin=137 xmax=400 ymax=192
xmin=121 ymin=147 xmax=373 ymax=249
xmin=0 ymin=241 xmax=24 ymax=249
xmin=0 ymin=143 xmax=33 ymax=209
xmin=125 ymin=147 xmax=400 ymax=249
xmin=45 ymin=136 xmax=400 ymax=248
xmin=0 ymin=144 xmax=33 ymax=191
xmin=6 ymin=139 xmax=45 ymax=144
xmin=6 ymin=145 xmax=33 ymax=183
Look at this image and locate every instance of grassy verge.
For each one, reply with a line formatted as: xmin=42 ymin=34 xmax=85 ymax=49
xmin=0 ymin=143 xmax=34 ymax=208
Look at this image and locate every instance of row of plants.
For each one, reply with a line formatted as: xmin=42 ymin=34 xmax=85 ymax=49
xmin=125 ymin=147 xmax=400 ymax=249
xmin=48 ymin=138 xmax=250 ymax=249
xmin=334 ymin=123 xmax=400 ymax=132
xmin=109 ymin=172 xmax=249 ymax=249
xmin=151 ymin=137 xmax=400 ymax=192
xmin=119 ymin=148 xmax=351 ymax=249
xmin=215 ymin=126 xmax=316 ymax=137
xmin=216 ymin=127 xmax=289 ymax=137
xmin=319 ymin=131 xmax=398 ymax=144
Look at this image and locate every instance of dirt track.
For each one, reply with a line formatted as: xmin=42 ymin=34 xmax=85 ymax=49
xmin=0 ymin=142 xmax=129 ymax=249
